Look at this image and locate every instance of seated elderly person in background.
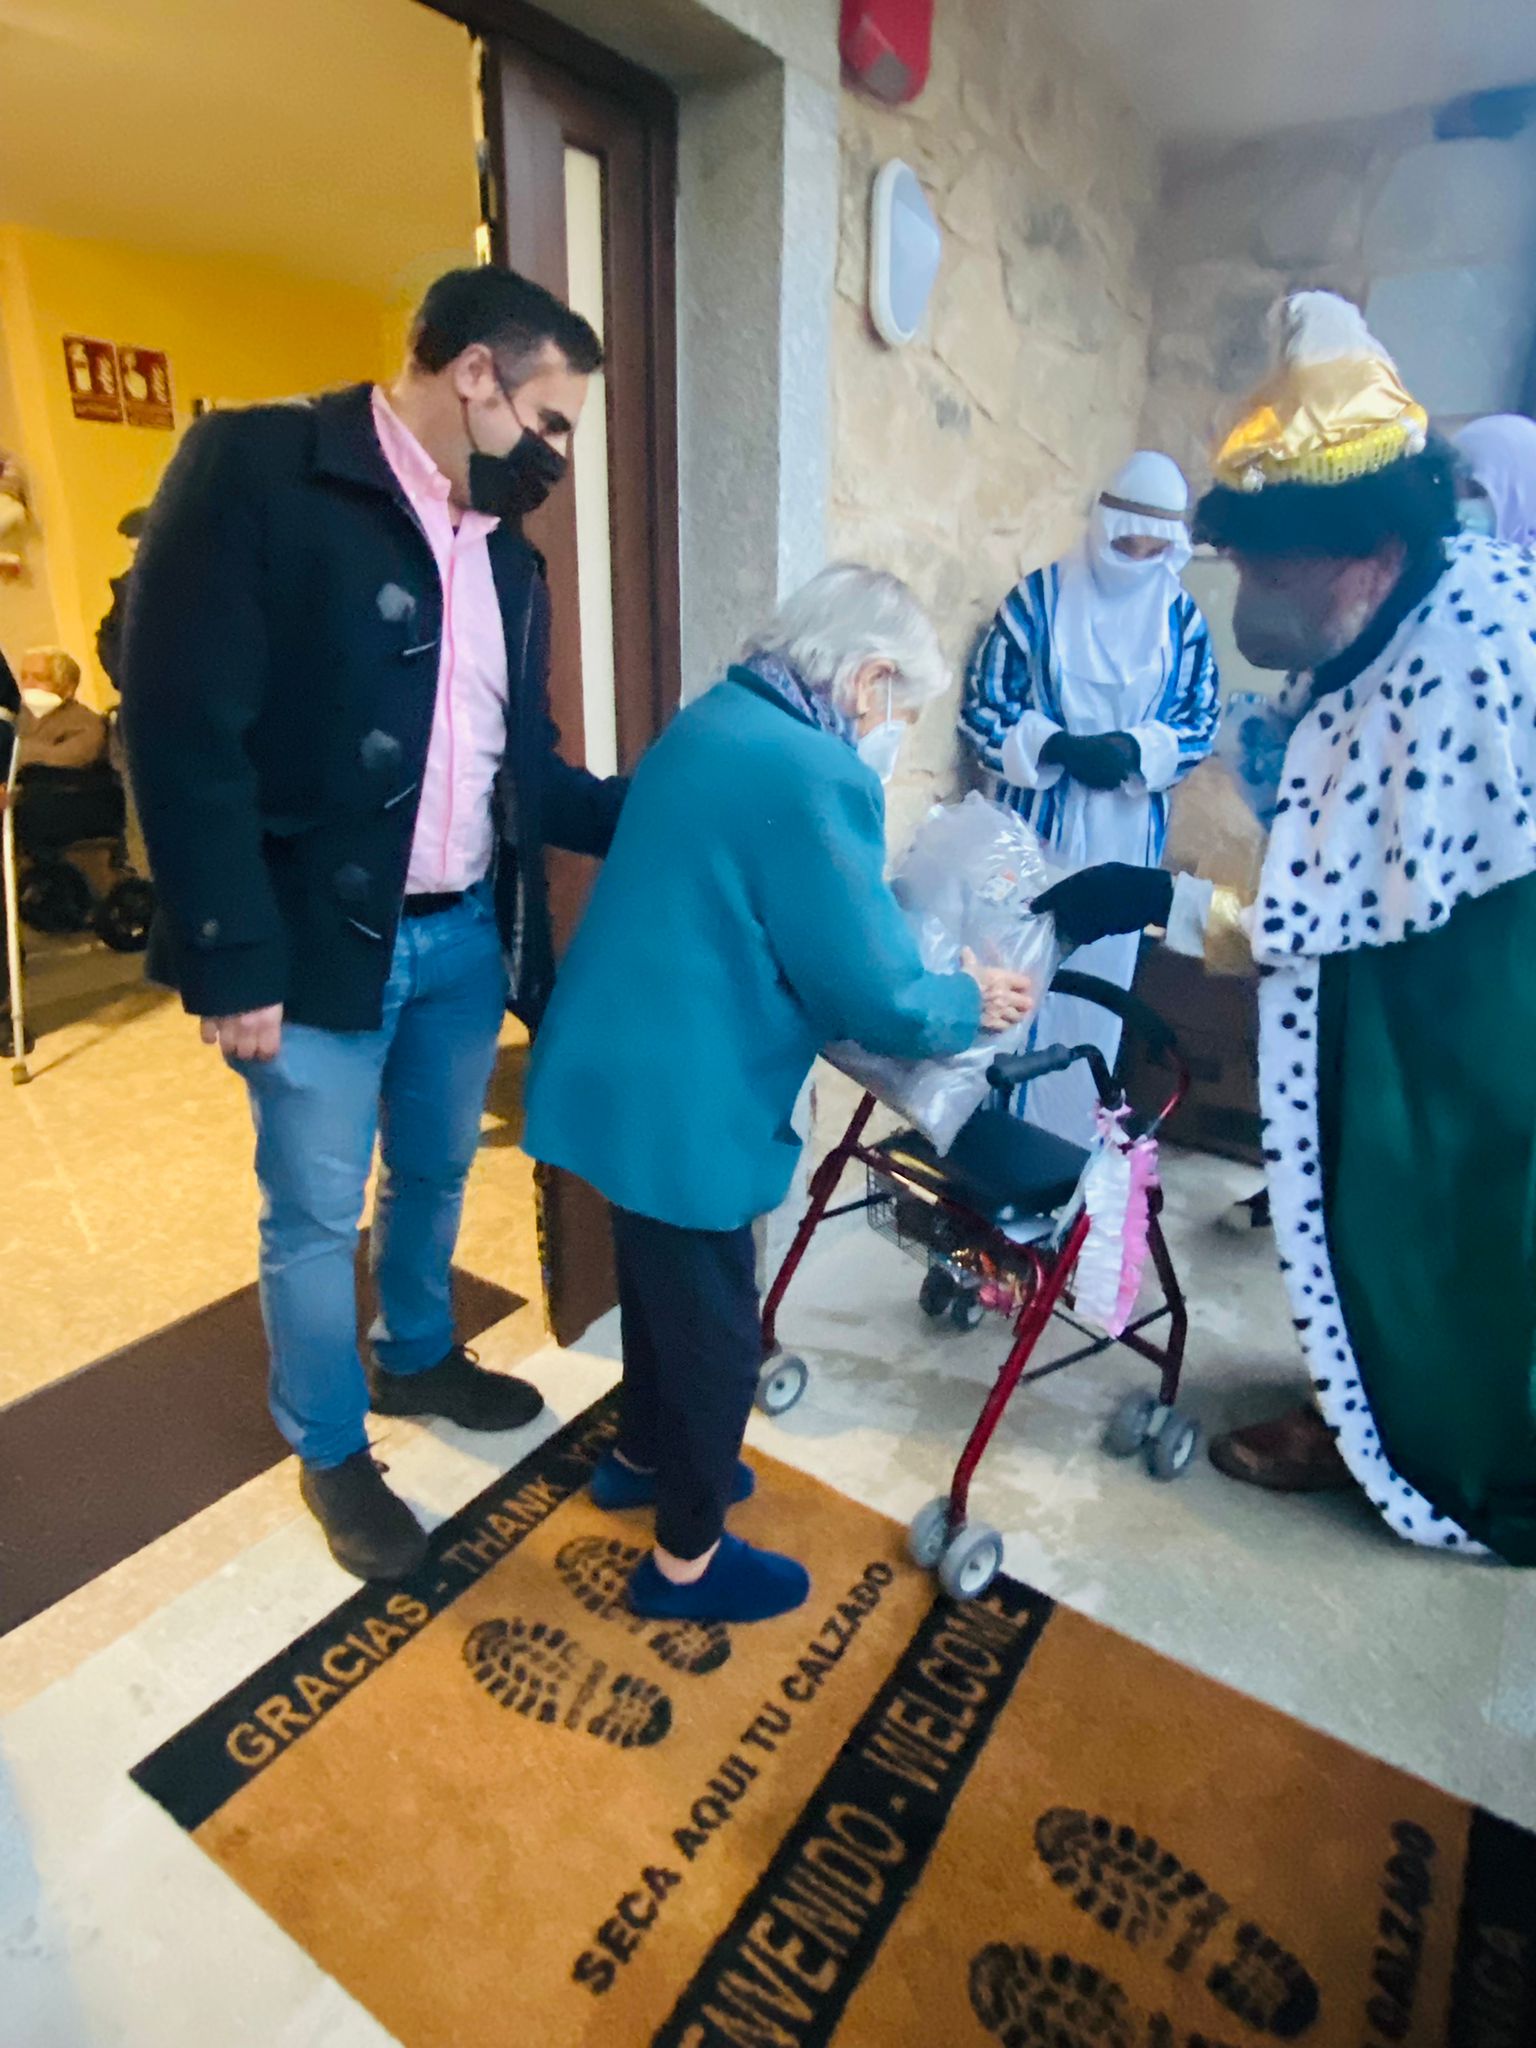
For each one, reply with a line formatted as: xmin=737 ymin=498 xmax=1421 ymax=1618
xmin=524 ymin=565 xmax=1034 ymax=1626
xmin=17 ymin=648 xmax=107 ymax=772
xmin=14 ymin=647 xmax=122 ymax=858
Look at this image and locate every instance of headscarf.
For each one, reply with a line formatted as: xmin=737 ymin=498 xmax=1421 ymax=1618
xmin=1454 ymin=414 xmax=1536 ymax=546
xmin=738 ymin=650 xmax=853 ymax=744
xmin=1051 ymin=452 xmax=1192 ymax=706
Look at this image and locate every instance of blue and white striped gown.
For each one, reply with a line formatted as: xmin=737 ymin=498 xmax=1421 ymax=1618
xmin=960 ymin=565 xmax=1220 ymax=1143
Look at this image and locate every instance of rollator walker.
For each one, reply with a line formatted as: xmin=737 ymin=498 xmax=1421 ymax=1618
xmin=755 ymin=969 xmax=1195 ymax=1603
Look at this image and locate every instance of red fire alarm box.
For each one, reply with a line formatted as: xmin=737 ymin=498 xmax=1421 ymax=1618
xmin=840 ymin=0 xmax=934 ymax=106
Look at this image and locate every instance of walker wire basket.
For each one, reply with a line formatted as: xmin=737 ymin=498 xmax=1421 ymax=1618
xmin=865 ymin=1163 xmax=977 ymax=1270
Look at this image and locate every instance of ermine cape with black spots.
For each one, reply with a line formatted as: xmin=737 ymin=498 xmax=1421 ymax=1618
xmin=1252 ymin=533 xmax=1536 ymax=1555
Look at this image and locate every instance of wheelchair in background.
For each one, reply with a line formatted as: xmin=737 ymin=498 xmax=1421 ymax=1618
xmin=11 ymin=709 xmax=153 ymax=953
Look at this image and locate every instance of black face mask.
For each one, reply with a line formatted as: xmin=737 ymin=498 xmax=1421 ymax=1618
xmin=467 ymin=430 xmax=568 ymax=521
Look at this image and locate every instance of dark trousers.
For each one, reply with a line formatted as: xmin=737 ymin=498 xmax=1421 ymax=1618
xmin=610 ymin=1206 xmax=761 ymax=1560
xmin=17 ymin=768 xmax=125 ymax=857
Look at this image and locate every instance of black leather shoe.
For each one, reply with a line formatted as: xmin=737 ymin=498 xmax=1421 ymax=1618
xmin=368 ymin=1346 xmax=544 ymax=1432
xmin=299 ymin=1452 xmax=428 ymax=1581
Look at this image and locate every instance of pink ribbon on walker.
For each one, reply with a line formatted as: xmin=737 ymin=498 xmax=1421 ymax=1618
xmin=1077 ymin=1103 xmax=1160 ymax=1339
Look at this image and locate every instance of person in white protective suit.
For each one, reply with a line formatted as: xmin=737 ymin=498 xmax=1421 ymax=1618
xmin=960 ymin=452 xmax=1221 ymax=1142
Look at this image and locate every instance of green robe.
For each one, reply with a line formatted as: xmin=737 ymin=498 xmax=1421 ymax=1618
xmin=1320 ymin=872 xmax=1536 ymax=1562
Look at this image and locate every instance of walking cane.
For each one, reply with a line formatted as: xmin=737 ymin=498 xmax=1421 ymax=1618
xmin=3 ymin=744 xmax=29 ymax=1085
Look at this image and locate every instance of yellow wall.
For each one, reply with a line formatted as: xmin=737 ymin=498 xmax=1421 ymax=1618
xmin=0 ymin=283 xmax=61 ymax=656
xmin=0 ymin=226 xmax=416 ymax=704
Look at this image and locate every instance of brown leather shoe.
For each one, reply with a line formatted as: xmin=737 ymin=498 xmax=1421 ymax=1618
xmin=1209 ymin=1403 xmax=1354 ymax=1493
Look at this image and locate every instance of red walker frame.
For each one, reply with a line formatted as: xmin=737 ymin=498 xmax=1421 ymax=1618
xmin=760 ymin=983 xmax=1192 ymax=1542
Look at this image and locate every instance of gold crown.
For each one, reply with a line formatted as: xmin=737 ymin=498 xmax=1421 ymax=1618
xmin=1212 ymin=295 xmax=1429 ymax=492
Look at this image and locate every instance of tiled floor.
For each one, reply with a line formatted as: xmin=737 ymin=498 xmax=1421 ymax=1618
xmin=0 ymin=930 xmax=545 ymax=1706
xmin=1 ymin=1142 xmax=1531 ymax=2044
xmin=0 ymin=936 xmax=544 ymax=1408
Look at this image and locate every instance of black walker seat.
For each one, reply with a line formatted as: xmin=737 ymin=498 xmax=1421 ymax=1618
xmin=875 ymin=1112 xmax=1090 ymax=1226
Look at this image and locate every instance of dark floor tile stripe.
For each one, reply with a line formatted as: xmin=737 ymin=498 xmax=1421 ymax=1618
xmin=0 ymin=1244 xmax=524 ymax=1636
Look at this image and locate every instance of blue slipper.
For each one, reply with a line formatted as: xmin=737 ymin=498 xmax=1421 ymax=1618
xmin=627 ymin=1534 xmax=809 ymax=1625
xmin=590 ymin=1452 xmax=755 ymax=1513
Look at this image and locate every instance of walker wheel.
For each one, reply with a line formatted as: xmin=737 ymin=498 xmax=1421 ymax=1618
xmin=94 ymin=876 xmax=154 ymax=952
xmin=938 ymin=1521 xmax=1004 ymax=1602
xmin=1147 ymin=1410 xmax=1201 ymax=1483
xmin=18 ymin=858 xmax=92 ymax=935
xmin=919 ymin=1266 xmax=956 ymax=1320
xmin=755 ymin=1353 xmax=808 ymax=1417
xmin=950 ymin=1288 xmax=986 ymax=1333
xmin=1104 ymin=1392 xmax=1158 ymax=1460
xmin=907 ymin=1496 xmax=952 ymax=1570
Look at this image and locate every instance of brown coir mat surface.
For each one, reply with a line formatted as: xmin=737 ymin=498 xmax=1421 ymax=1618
xmin=132 ymin=1396 xmax=1536 ymax=2048
xmin=0 ymin=1248 xmax=523 ymax=1636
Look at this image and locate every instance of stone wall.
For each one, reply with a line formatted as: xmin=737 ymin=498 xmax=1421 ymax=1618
xmin=1141 ymin=107 xmax=1536 ymax=485
xmin=827 ymin=0 xmax=1160 ymax=855
xmin=806 ymin=0 xmax=1160 ymax=1167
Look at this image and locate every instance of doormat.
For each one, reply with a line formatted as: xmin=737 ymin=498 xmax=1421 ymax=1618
xmin=0 ymin=1248 xmax=524 ymax=1636
xmin=132 ymin=1397 xmax=1536 ymax=2048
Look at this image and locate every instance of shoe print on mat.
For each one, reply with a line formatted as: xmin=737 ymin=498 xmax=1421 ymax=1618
xmin=555 ymin=1534 xmax=733 ymax=1677
xmin=970 ymin=1943 xmax=1241 ymax=2048
xmin=463 ymin=1617 xmax=671 ymax=1748
xmin=1033 ymin=1808 xmax=1321 ymax=2040
xmin=971 ymin=1943 xmax=1140 ymax=2048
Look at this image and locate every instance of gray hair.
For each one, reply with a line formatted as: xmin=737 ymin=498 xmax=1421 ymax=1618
xmin=743 ymin=563 xmax=949 ymax=716
xmin=23 ymin=646 xmax=82 ymax=693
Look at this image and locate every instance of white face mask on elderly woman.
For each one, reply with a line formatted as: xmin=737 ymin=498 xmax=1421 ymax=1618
xmin=855 ymin=678 xmax=906 ymax=785
xmin=857 ymin=720 xmax=906 ymax=784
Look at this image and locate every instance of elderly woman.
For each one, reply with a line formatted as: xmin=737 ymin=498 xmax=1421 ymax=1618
xmin=524 ymin=565 xmax=1033 ymax=1625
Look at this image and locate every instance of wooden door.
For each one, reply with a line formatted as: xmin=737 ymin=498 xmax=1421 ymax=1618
xmin=478 ymin=12 xmax=680 ymax=1344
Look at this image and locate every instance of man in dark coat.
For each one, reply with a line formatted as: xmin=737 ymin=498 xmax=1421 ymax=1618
xmin=95 ymin=505 xmax=144 ymax=690
xmin=121 ymin=267 xmax=624 ymax=1579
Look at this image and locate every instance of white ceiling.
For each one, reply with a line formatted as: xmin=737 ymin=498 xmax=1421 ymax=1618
xmin=1046 ymin=0 xmax=1536 ymax=142
xmin=0 ymin=0 xmax=480 ymax=294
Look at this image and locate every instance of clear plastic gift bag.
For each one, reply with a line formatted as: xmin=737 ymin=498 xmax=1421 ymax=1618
xmin=826 ymin=792 xmax=1064 ymax=1153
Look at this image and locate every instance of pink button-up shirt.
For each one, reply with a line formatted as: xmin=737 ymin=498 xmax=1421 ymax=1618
xmin=371 ymin=386 xmax=509 ymax=895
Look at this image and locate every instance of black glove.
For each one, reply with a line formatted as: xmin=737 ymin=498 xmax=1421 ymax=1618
xmin=1040 ymin=730 xmax=1141 ymax=791
xmin=1032 ymin=863 xmax=1174 ymax=949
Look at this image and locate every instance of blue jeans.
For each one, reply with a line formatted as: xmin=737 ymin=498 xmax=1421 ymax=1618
xmin=234 ymin=887 xmax=508 ymax=1468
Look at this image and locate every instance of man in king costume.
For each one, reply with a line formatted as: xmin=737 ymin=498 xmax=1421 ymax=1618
xmin=1038 ymin=292 xmax=1536 ymax=1563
